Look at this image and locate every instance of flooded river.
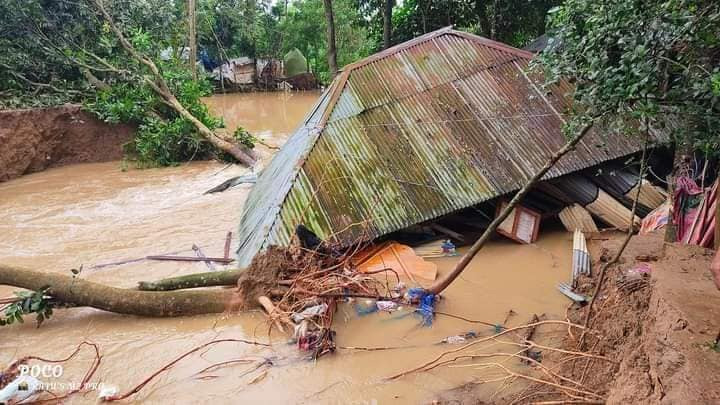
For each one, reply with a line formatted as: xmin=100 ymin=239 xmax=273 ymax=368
xmin=0 ymin=92 xmax=571 ymax=404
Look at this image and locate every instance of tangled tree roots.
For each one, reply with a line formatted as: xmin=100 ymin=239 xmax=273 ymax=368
xmin=234 ymin=245 xmax=348 ymax=309
xmin=234 ymin=242 xmax=390 ymax=359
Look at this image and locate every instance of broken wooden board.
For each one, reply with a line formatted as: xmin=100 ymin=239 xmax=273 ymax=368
xmin=496 ymin=201 xmax=541 ymax=244
xmin=586 ymin=189 xmax=641 ymax=231
xmin=625 ymin=179 xmax=667 ymax=210
xmin=558 ymin=204 xmax=598 ymax=233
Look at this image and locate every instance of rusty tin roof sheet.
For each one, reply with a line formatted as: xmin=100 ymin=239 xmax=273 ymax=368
xmin=236 ymin=27 xmax=644 ymax=266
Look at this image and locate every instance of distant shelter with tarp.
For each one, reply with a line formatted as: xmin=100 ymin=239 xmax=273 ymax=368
xmin=212 ymin=49 xmax=318 ymax=90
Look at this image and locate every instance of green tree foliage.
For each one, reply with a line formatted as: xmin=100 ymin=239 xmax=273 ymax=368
xmin=279 ymin=0 xmax=374 ymax=83
xmin=538 ymin=0 xmax=720 ymax=155
xmin=361 ymin=0 xmax=558 ymax=50
xmin=198 ymin=0 xmax=282 ymax=62
xmin=1 ymin=0 xmax=239 ymax=167
xmin=0 ymin=287 xmax=54 ymax=328
xmin=0 ymin=0 xmax=98 ymax=107
xmin=86 ymin=58 xmax=223 ymax=166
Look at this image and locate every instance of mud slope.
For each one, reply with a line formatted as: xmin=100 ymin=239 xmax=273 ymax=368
xmin=573 ymin=233 xmax=720 ymax=404
xmin=0 ymin=105 xmax=134 ymax=182
xmin=605 ymin=238 xmax=720 ymax=404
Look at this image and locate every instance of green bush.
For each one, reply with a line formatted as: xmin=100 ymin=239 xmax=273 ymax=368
xmin=86 ymin=60 xmax=238 ymax=167
xmin=233 ymin=127 xmax=257 ymax=149
xmin=131 ymin=117 xmax=207 ymax=166
xmin=87 ymin=83 xmax=155 ymax=124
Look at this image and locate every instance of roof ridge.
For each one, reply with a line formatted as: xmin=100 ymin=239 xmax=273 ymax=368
xmin=450 ymin=31 xmax=536 ymax=60
xmin=340 ymin=27 xmax=534 ymax=74
xmin=317 ymin=27 xmax=536 ymax=128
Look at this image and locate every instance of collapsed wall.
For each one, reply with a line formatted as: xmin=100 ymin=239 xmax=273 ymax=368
xmin=0 ymin=105 xmax=135 ymax=182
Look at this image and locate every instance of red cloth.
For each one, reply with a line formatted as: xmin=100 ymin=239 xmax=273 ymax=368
xmin=672 ymin=176 xmax=703 ymax=241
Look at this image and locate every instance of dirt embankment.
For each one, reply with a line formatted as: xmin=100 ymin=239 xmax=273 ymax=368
xmin=563 ymin=232 xmax=720 ymax=404
xmin=0 ymin=105 xmax=135 ymax=182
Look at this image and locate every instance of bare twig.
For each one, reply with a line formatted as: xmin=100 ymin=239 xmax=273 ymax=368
xmin=429 ymin=120 xmax=597 ymax=294
xmin=103 ymin=338 xmax=269 ymax=401
xmin=579 ymin=130 xmax=650 ymax=347
xmin=386 ymin=320 xmax=588 ymax=380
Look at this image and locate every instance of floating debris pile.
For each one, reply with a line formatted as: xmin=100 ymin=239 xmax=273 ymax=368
xmin=235 ymin=229 xmax=407 ymax=359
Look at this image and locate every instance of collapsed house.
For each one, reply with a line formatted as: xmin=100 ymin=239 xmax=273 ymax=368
xmin=235 ymin=27 xmax=666 ymax=267
xmin=212 ymin=57 xmax=279 ymax=86
xmin=212 ymin=49 xmax=318 ymax=91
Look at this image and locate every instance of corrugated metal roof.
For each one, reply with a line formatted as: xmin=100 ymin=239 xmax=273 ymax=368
xmin=236 ymin=27 xmax=648 ymax=266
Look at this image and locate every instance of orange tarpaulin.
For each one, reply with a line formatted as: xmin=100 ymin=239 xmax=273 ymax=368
xmin=353 ymin=242 xmax=438 ymax=286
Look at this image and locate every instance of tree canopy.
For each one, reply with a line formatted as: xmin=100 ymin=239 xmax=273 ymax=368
xmin=2 ymin=0 xmax=717 ymax=166
xmin=537 ymin=0 xmax=720 ymax=156
xmin=387 ymin=0 xmax=558 ymax=48
xmin=1 ymin=0 xmax=561 ymax=108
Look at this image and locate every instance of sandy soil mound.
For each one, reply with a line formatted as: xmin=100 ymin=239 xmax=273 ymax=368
xmin=603 ymin=236 xmax=720 ymax=404
xmin=558 ymin=232 xmax=720 ymax=404
xmin=0 ymin=105 xmax=134 ymax=182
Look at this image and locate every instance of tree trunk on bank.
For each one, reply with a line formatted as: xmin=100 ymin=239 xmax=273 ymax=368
xmin=0 ymin=265 xmax=233 ymax=317
xmin=715 ymin=177 xmax=720 ymax=250
xmin=664 ymin=143 xmax=692 ymax=242
xmin=323 ymin=0 xmax=338 ymax=78
xmin=490 ymin=0 xmax=499 ymax=40
xmin=188 ymin=0 xmax=197 ymax=81
xmin=93 ymin=0 xmax=256 ymax=167
xmin=383 ymin=0 xmax=393 ymax=50
xmin=80 ymin=68 xmax=110 ymax=91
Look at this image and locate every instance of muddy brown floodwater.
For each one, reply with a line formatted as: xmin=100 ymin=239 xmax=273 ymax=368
xmin=1 ymin=92 xmax=571 ymax=404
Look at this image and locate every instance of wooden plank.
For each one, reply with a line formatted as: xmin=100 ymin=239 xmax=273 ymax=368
xmin=429 ymin=223 xmax=465 ymax=242
xmin=146 ymin=255 xmax=234 ymax=264
xmin=224 ymin=231 xmax=233 ymax=260
xmin=558 ymin=204 xmax=598 ymax=233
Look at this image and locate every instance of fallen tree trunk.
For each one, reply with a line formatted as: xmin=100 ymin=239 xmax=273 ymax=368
xmin=138 ymin=269 xmax=243 ymax=291
xmin=92 ymin=0 xmax=257 ymax=167
xmin=0 ymin=265 xmax=234 ymax=317
xmin=428 ymin=121 xmax=596 ymax=295
xmin=204 ymin=173 xmax=258 ymax=194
